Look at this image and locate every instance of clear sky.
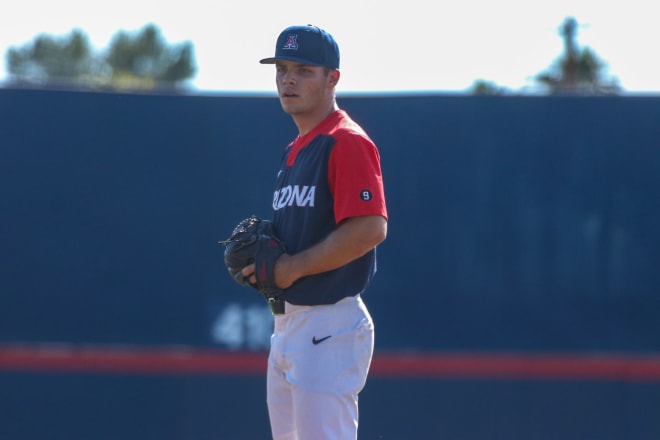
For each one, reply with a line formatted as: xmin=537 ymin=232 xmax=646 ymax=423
xmin=1 ymin=0 xmax=658 ymax=94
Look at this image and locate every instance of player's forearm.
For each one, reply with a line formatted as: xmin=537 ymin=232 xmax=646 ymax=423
xmin=279 ymin=215 xmax=387 ymax=286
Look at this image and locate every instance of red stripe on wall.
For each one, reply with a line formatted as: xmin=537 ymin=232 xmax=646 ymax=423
xmin=0 ymin=345 xmax=266 ymax=376
xmin=370 ymin=352 xmax=660 ymax=382
xmin=1 ymin=345 xmax=660 ymax=382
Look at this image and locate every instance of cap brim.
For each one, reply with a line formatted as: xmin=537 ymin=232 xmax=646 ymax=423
xmin=259 ymin=56 xmax=324 ymax=66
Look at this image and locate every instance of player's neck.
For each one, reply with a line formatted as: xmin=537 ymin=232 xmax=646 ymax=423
xmin=294 ymin=101 xmax=339 ymax=137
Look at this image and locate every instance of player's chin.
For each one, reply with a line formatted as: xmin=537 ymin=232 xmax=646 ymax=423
xmin=279 ymin=99 xmax=302 ymax=115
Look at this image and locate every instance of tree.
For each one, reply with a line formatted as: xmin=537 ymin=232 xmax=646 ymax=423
xmin=535 ymin=17 xmax=620 ymax=95
xmin=470 ymin=79 xmax=507 ymax=95
xmin=5 ymin=24 xmax=196 ymax=91
xmin=105 ymin=24 xmax=196 ymax=90
xmin=6 ymin=29 xmax=106 ymax=87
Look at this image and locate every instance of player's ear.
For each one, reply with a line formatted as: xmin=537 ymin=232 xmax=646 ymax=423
xmin=328 ymin=69 xmax=340 ymax=87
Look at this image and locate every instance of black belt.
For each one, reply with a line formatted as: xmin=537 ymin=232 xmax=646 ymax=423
xmin=268 ymin=297 xmax=285 ymax=315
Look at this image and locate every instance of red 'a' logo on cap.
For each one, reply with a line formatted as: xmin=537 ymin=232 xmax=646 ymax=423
xmin=283 ymin=34 xmax=298 ymax=50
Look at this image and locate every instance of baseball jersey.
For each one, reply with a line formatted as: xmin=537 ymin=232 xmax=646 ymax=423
xmin=272 ymin=110 xmax=388 ymax=306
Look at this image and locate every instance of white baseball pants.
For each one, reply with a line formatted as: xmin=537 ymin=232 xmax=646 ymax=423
xmin=266 ymin=295 xmax=375 ymax=440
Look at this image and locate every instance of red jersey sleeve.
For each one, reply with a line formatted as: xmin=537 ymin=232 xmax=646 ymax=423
xmin=328 ymin=130 xmax=388 ymax=224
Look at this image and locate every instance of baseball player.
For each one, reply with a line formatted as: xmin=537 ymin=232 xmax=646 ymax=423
xmin=223 ymin=25 xmax=388 ymax=439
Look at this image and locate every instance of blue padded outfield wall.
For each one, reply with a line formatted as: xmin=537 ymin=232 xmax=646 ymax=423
xmin=1 ymin=88 xmax=660 ymax=439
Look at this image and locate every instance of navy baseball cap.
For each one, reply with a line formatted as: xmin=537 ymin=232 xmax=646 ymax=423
xmin=260 ymin=25 xmax=340 ymax=69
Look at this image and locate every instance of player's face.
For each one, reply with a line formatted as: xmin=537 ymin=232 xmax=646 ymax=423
xmin=275 ymin=61 xmax=336 ymax=116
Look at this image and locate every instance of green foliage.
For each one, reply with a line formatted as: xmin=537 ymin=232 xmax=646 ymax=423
xmin=5 ymin=24 xmax=196 ymax=91
xmin=535 ymin=17 xmax=620 ymax=95
xmin=469 ymin=17 xmax=620 ymax=96
xmin=6 ymin=29 xmax=102 ymax=85
xmin=470 ymin=80 xmax=507 ymax=95
xmin=106 ymin=24 xmax=196 ymax=84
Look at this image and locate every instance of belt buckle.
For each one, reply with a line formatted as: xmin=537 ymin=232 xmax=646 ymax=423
xmin=268 ymin=297 xmax=285 ymax=315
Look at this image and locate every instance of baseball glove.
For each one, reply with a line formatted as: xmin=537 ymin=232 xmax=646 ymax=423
xmin=219 ymin=215 xmax=286 ymax=298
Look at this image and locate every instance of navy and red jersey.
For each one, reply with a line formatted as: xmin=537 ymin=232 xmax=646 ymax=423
xmin=272 ymin=110 xmax=388 ymax=306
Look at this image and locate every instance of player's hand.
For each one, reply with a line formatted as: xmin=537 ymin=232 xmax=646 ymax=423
xmin=240 ymin=263 xmax=257 ymax=287
xmin=273 ymin=253 xmax=296 ymax=289
xmin=241 ymin=254 xmax=296 ymax=290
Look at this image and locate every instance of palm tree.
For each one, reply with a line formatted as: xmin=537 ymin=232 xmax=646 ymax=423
xmin=536 ymin=17 xmax=620 ymax=95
